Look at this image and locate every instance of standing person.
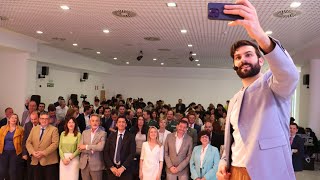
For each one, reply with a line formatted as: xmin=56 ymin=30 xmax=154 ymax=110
xmin=22 ymin=111 xmax=40 ymax=180
xmin=129 ymin=116 xmax=147 ymax=180
xmin=139 ymin=127 xmax=164 ymax=180
xmin=78 ymin=114 xmax=106 ymax=180
xmin=190 ymin=131 xmax=220 ymax=180
xmin=0 ymin=113 xmax=24 ymax=180
xmin=26 ymin=112 xmax=59 ymax=180
xmin=21 ymin=100 xmax=37 ymax=126
xmin=104 ymin=117 xmax=136 ymax=180
xmin=0 ymin=107 xmax=13 ymax=128
xmin=290 ymin=123 xmax=304 ymax=172
xmin=216 ymin=1 xmax=299 ymax=180
xmin=158 ymin=119 xmax=171 ymax=145
xmin=59 ymin=117 xmax=81 ymax=180
xmin=164 ymin=120 xmax=193 ymax=180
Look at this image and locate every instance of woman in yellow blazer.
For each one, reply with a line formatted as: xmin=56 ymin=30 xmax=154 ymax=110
xmin=0 ymin=113 xmax=24 ymax=180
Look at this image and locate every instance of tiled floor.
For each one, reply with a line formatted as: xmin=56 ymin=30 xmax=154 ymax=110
xmin=296 ymin=161 xmax=320 ymax=180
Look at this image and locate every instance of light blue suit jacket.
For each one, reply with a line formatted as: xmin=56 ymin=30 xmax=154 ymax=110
xmin=190 ymin=145 xmax=220 ymax=180
xmin=220 ymin=38 xmax=299 ymax=180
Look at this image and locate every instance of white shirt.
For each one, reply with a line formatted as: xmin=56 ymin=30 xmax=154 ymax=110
xmin=158 ymin=129 xmax=170 ymax=144
xmin=230 ymin=91 xmax=246 ymax=167
xmin=175 ymin=132 xmax=184 ymax=154
xmin=86 ymin=128 xmax=99 ymax=152
xmin=56 ymin=106 xmax=68 ymax=120
xmin=84 ymin=113 xmax=90 ymax=126
xmin=200 ymin=145 xmax=209 ymax=168
xmin=114 ymin=130 xmax=126 ymax=165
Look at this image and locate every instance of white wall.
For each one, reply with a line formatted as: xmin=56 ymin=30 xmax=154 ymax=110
xmin=35 ymin=64 xmax=112 ymax=106
xmin=298 ymin=63 xmax=310 ymax=128
xmin=0 ymin=49 xmax=31 ymax=118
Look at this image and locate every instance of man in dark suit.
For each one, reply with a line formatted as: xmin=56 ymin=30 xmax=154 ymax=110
xmin=0 ymin=107 xmax=13 ymax=128
xmin=101 ymin=107 xmax=112 ymax=131
xmin=22 ymin=111 xmax=39 ymax=180
xmin=203 ymin=121 xmax=224 ymax=151
xmin=290 ymin=123 xmax=305 ymax=172
xmin=187 ymin=112 xmax=201 ymax=134
xmin=104 ymin=116 xmax=136 ymax=180
xmin=74 ymin=105 xmax=86 ymax=133
xmin=175 ymin=99 xmax=186 ymax=114
xmin=105 ymin=110 xmax=118 ymax=137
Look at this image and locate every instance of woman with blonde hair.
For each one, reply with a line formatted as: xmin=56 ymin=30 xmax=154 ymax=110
xmin=139 ymin=126 xmax=164 ymax=180
xmin=0 ymin=113 xmax=24 ymax=180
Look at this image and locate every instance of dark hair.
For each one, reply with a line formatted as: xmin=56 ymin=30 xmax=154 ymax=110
xmin=132 ymin=116 xmax=147 ymax=135
xmin=178 ymin=120 xmax=188 ymax=127
xmin=4 ymin=107 xmax=13 ymax=112
xmin=143 ymin=110 xmax=151 ymax=116
xmin=198 ymin=130 xmax=211 ymax=142
xmin=39 ymin=102 xmax=45 ymax=106
xmin=111 ymin=110 xmax=118 ymax=116
xmin=84 ymin=105 xmax=90 ymax=112
xmin=290 ymin=123 xmax=299 ymax=129
xmin=64 ymin=117 xmax=79 ymax=137
xmin=94 ymin=98 xmax=100 ymax=102
xmin=48 ymin=104 xmax=56 ymax=112
xmin=95 ymin=106 xmax=105 ymax=114
xmin=73 ymin=105 xmax=79 ymax=109
xmin=230 ymin=40 xmax=262 ymax=59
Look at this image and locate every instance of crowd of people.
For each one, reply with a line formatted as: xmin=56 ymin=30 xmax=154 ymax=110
xmin=0 ymin=95 xmax=227 ymax=180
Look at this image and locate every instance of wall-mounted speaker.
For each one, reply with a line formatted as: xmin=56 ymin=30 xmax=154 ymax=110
xmin=42 ymin=66 xmax=49 ymax=75
xmin=83 ymin=72 xmax=88 ymax=80
xmin=303 ymin=74 xmax=309 ymax=85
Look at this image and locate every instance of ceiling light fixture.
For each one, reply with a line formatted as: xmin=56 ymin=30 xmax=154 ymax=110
xmin=72 ymin=43 xmax=78 ymax=46
xmin=60 ymin=5 xmax=70 ymax=10
xmin=153 ymin=58 xmax=157 ymax=61
xmin=36 ymin=31 xmax=43 ymax=34
xmin=161 ymin=63 xmax=164 ymax=65
xmin=96 ymin=52 xmax=101 ymax=54
xmin=126 ymin=62 xmax=130 ymax=64
xmin=195 ymin=59 xmax=199 ymax=62
xmin=113 ymin=57 xmax=117 ymax=60
xmin=167 ymin=2 xmax=177 ymax=7
xmin=103 ymin=29 xmax=110 ymax=33
xmin=192 ymin=53 xmax=196 ymax=56
xmin=290 ymin=2 xmax=301 ymax=8
xmin=197 ymin=64 xmax=200 ymax=66
xmin=181 ymin=29 xmax=187 ymax=33
xmin=188 ymin=44 xmax=193 ymax=47
xmin=265 ymin=31 xmax=273 ymax=35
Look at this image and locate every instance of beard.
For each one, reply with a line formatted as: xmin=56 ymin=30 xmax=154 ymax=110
xmin=236 ymin=61 xmax=261 ymax=79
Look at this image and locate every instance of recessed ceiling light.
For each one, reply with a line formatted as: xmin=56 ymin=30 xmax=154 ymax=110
xmin=197 ymin=64 xmax=200 ymax=66
xmin=36 ymin=31 xmax=43 ymax=34
xmin=195 ymin=59 xmax=199 ymax=62
xmin=161 ymin=63 xmax=164 ymax=65
xmin=181 ymin=29 xmax=187 ymax=33
xmin=167 ymin=2 xmax=177 ymax=7
xmin=126 ymin=62 xmax=130 ymax=64
xmin=113 ymin=57 xmax=117 ymax=60
xmin=188 ymin=44 xmax=193 ymax=47
xmin=72 ymin=43 xmax=78 ymax=46
xmin=153 ymin=58 xmax=157 ymax=61
xmin=192 ymin=53 xmax=196 ymax=56
xmin=96 ymin=52 xmax=101 ymax=54
xmin=265 ymin=31 xmax=273 ymax=35
xmin=60 ymin=5 xmax=70 ymax=10
xmin=290 ymin=2 xmax=301 ymax=8
xmin=103 ymin=29 xmax=110 ymax=33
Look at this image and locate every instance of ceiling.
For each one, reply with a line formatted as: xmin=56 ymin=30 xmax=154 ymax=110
xmin=0 ymin=0 xmax=318 ymax=68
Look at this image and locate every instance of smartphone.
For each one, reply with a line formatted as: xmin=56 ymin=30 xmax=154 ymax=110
xmin=208 ymin=3 xmax=243 ymax=21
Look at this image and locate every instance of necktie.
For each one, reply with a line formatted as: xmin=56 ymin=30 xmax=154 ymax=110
xmin=40 ymin=128 xmax=45 ymax=140
xmin=116 ymin=134 xmax=123 ymax=164
xmin=290 ymin=136 xmax=293 ymax=145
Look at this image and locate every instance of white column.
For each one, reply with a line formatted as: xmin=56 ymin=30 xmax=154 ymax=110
xmin=308 ymin=59 xmax=320 ymax=138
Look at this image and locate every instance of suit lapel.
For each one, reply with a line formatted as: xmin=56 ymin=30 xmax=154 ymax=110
xmin=121 ymin=131 xmax=129 ymax=147
xmin=202 ymin=145 xmax=211 ymax=167
xmin=177 ymin=134 xmax=187 ymax=155
xmin=91 ymin=129 xmax=100 ymax=144
xmin=39 ymin=126 xmax=50 ymax=144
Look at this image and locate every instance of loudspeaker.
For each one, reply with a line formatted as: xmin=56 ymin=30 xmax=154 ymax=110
xmin=303 ymin=74 xmax=309 ymax=85
xmin=41 ymin=66 xmax=49 ymax=75
xmin=83 ymin=73 xmax=88 ymax=80
xmin=30 ymin=95 xmax=41 ymax=106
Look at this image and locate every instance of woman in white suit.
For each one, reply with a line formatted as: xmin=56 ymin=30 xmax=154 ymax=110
xmin=190 ymin=130 xmax=220 ymax=180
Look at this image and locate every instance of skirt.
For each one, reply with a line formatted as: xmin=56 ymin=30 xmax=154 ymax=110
xmin=59 ymin=153 xmax=79 ymax=180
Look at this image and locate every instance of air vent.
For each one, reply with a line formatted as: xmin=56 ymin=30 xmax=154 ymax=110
xmin=0 ymin=16 xmax=9 ymax=21
xmin=112 ymin=10 xmax=137 ymax=18
xmin=273 ymin=9 xmax=302 ymax=18
xmin=82 ymin=47 xmax=93 ymax=51
xmin=51 ymin=37 xmax=66 ymax=41
xmin=158 ymin=48 xmax=171 ymax=51
xmin=144 ymin=37 xmax=161 ymax=41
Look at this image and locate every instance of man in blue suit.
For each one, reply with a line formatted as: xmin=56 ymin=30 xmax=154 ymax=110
xmin=290 ymin=123 xmax=305 ymax=172
xmin=217 ymin=0 xmax=299 ymax=180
